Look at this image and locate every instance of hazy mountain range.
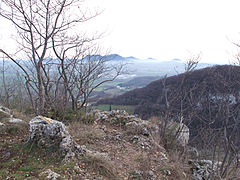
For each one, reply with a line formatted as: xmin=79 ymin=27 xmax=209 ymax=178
xmin=103 ymin=54 xmax=213 ymax=77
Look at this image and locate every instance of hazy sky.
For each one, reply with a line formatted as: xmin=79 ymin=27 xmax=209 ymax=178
xmin=85 ymin=0 xmax=240 ymax=64
xmin=1 ymin=0 xmax=240 ymax=64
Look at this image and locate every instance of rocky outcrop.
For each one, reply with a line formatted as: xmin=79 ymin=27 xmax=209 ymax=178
xmin=189 ymin=159 xmax=222 ymax=180
xmin=165 ymin=121 xmax=189 ymax=148
xmin=91 ymin=110 xmax=150 ymax=136
xmin=92 ymin=110 xmax=142 ymax=125
xmin=92 ymin=110 xmax=189 ymax=148
xmin=29 ymin=116 xmax=85 ymax=160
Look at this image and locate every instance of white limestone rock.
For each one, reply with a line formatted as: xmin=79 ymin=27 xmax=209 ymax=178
xmin=0 ymin=105 xmax=11 ymax=118
xmin=29 ymin=116 xmax=85 ymax=159
xmin=9 ymin=118 xmax=23 ymax=123
xmin=190 ymin=160 xmax=222 ymax=180
xmin=0 ymin=105 xmax=11 ymax=116
xmin=40 ymin=169 xmax=60 ymax=180
xmin=167 ymin=121 xmax=189 ymax=147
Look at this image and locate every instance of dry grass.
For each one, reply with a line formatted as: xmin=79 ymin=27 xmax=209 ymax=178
xmin=69 ymin=122 xmax=106 ymax=144
xmin=1 ymin=109 xmax=193 ymax=179
xmin=83 ymin=151 xmax=119 ymax=179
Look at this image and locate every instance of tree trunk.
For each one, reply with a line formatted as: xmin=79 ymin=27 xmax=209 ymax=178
xmin=37 ymin=66 xmax=44 ymax=115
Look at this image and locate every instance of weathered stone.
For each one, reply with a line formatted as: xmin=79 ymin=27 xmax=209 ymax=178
xmin=129 ymin=170 xmax=157 ymax=180
xmin=29 ymin=116 xmax=85 ymax=160
xmin=39 ymin=169 xmax=60 ymax=180
xmin=0 ymin=106 xmax=11 ymax=118
xmin=147 ymin=170 xmax=157 ymax=179
xmin=131 ymin=135 xmax=140 ymax=143
xmin=130 ymin=135 xmax=151 ymax=149
xmin=189 ymin=159 xmax=222 ymax=180
xmin=0 ymin=106 xmax=11 ymax=115
xmin=166 ymin=121 xmax=189 ymax=147
xmin=92 ymin=110 xmax=143 ymax=125
xmin=126 ymin=121 xmax=148 ymax=134
xmin=129 ymin=170 xmax=143 ymax=179
xmin=125 ymin=121 xmax=141 ymax=133
xmin=160 ymin=152 xmax=168 ymax=161
xmin=74 ymin=165 xmax=82 ymax=173
xmin=142 ymin=127 xmax=150 ymax=136
xmin=92 ymin=110 xmax=151 ymax=137
xmin=9 ymin=118 xmax=23 ymax=123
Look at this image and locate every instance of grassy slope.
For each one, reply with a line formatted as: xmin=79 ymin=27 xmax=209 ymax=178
xmin=0 ymin=110 xmax=191 ymax=180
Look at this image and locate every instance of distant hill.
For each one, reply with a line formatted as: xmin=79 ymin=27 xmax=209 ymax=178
xmin=118 ymin=76 xmax=161 ymax=88
xmin=81 ymin=54 xmax=213 ymax=77
xmin=98 ymin=65 xmax=240 ymax=139
xmin=1 ymin=54 xmax=212 ymax=77
xmin=107 ymin=54 xmax=212 ymax=77
xmin=99 ymin=65 xmax=239 ymax=106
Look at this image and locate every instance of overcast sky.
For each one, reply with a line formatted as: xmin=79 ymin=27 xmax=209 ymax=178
xmin=1 ymin=0 xmax=240 ymax=64
xmin=84 ymin=0 xmax=240 ymax=64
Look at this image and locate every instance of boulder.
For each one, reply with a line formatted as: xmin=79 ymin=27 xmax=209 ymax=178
xmin=92 ymin=110 xmax=143 ymax=125
xmin=166 ymin=121 xmax=189 ymax=147
xmin=92 ymin=110 xmax=151 ymax=136
xmin=29 ymin=116 xmax=85 ymax=160
xmin=189 ymin=159 xmax=222 ymax=180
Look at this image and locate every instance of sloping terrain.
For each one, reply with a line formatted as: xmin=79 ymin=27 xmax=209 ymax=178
xmin=98 ymin=65 xmax=240 ymax=136
xmin=0 ymin=108 xmax=191 ymax=179
xmin=99 ymin=65 xmax=240 ymax=107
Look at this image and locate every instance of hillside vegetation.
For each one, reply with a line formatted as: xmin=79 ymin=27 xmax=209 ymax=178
xmin=99 ymin=65 xmax=240 ymax=108
xmin=98 ymin=65 xmax=240 ymax=127
xmin=98 ymin=65 xmax=240 ymax=167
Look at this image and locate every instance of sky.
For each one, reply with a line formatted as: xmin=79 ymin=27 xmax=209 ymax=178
xmin=1 ymin=0 xmax=240 ymax=64
xmin=84 ymin=0 xmax=240 ymax=64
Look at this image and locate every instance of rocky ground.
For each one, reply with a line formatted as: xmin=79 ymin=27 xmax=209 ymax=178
xmin=0 ymin=106 xmax=223 ymax=179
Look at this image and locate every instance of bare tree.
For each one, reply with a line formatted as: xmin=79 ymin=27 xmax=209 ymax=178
xmin=0 ymin=0 xmax=125 ymax=118
xmin=0 ymin=57 xmax=12 ymax=107
xmin=0 ymin=0 xmax=101 ymax=115
xmin=184 ymin=53 xmax=201 ymax=73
